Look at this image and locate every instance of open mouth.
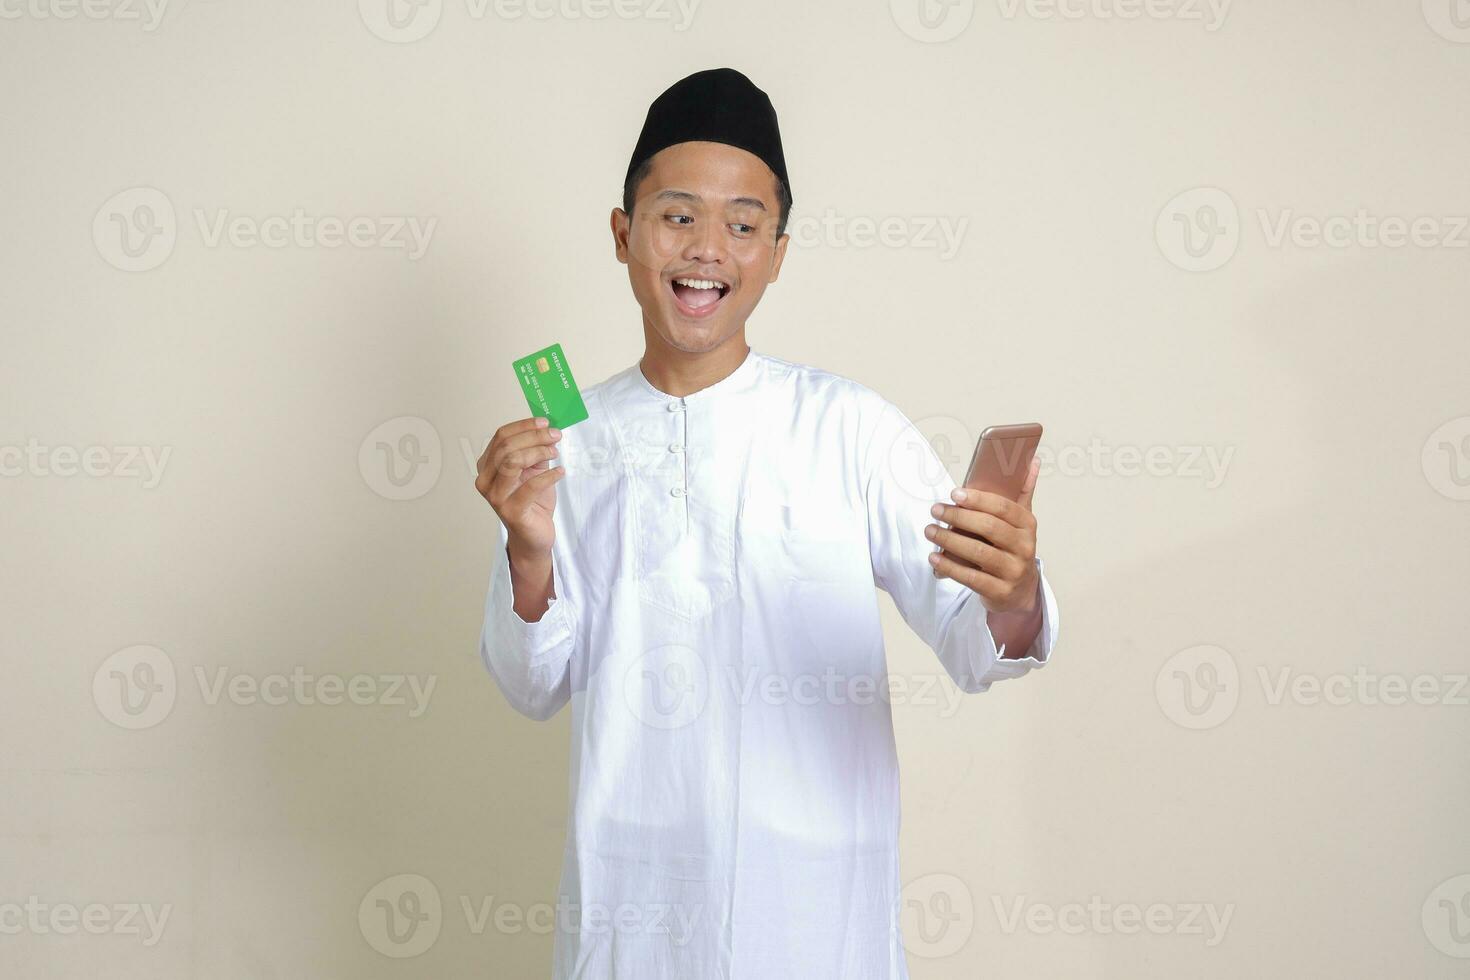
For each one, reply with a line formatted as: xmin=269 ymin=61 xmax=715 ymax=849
xmin=669 ymin=276 xmax=731 ymax=318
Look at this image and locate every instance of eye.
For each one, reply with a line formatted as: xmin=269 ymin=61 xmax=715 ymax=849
xmin=730 ymin=223 xmax=755 ymax=236
xmin=665 ymin=213 xmax=694 ymax=226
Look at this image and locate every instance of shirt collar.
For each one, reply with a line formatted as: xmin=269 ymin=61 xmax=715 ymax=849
xmin=627 ymin=344 xmax=764 ymax=405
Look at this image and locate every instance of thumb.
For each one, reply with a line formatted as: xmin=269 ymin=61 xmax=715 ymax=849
xmin=1016 ymin=457 xmax=1040 ymax=512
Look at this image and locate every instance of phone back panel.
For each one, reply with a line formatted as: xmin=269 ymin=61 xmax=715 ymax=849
xmin=964 ymin=423 xmax=1043 ymax=500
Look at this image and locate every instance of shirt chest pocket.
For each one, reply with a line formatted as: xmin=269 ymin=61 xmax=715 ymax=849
xmin=738 ymin=490 xmax=864 ymax=581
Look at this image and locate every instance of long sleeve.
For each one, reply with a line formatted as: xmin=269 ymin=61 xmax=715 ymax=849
xmin=862 ymin=397 xmax=1059 ymax=693
xmin=478 ymin=519 xmax=576 ymax=720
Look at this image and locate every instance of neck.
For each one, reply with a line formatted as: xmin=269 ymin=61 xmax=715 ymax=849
xmin=638 ymin=326 xmax=750 ymax=398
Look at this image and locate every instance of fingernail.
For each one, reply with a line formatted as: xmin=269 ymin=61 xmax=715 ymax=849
xmin=927 ymin=552 xmax=940 ymax=565
xmin=930 ymin=503 xmax=944 ymax=518
xmin=924 ymin=524 xmax=937 ymax=540
xmin=535 ymin=417 xmax=549 ymax=427
xmin=548 ymin=428 xmax=561 ymax=438
xmin=951 ymin=488 xmax=968 ymax=502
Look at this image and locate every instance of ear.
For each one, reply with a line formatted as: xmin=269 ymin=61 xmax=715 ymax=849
xmin=767 ymin=231 xmax=790 ymax=284
xmin=610 ymin=208 xmax=630 ymax=265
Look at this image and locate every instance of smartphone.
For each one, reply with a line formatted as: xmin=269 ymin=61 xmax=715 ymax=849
xmin=964 ymin=423 xmax=1043 ymax=501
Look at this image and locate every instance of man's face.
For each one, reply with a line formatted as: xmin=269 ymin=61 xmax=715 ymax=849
xmin=612 ymin=141 xmax=789 ymax=353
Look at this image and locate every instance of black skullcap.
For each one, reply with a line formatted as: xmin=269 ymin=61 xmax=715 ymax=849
xmin=624 ymin=68 xmax=791 ymax=206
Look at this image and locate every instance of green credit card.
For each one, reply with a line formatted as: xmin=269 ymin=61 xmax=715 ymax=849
xmin=512 ymin=342 xmax=588 ymax=429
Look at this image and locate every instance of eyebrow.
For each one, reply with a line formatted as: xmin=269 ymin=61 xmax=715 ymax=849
xmin=653 ymin=189 xmax=768 ymax=212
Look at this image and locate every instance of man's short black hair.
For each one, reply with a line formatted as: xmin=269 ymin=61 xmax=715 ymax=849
xmin=622 ymin=157 xmax=792 ymax=239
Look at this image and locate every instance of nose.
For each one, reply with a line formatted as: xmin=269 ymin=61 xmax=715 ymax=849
xmin=682 ymin=220 xmax=727 ymax=266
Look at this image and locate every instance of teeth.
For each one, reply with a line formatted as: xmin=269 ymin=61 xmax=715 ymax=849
xmin=674 ymin=278 xmax=725 ymax=291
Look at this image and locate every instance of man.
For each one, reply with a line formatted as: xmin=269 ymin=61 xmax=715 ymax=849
xmin=475 ymin=68 xmax=1058 ymax=979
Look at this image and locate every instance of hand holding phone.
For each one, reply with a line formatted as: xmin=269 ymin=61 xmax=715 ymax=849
xmin=926 ymin=422 xmax=1044 ymax=618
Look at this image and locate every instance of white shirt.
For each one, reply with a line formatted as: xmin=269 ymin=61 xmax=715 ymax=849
xmin=479 ymin=347 xmax=1059 ymax=979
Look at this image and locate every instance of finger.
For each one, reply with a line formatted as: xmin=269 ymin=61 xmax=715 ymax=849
xmin=947 ymin=488 xmax=1034 ymax=530
xmin=1016 ymin=458 xmax=1039 ymax=513
xmin=512 ymin=459 xmax=551 ymax=485
xmin=500 ymin=416 xmax=551 ymax=439
xmin=492 ymin=439 xmax=561 ymax=481
xmin=930 ymin=505 xmax=1024 ymax=551
xmin=481 ymin=418 xmax=555 ymax=470
xmin=928 ymin=549 xmax=1012 ymax=602
xmin=927 ymin=525 xmax=1025 ymax=581
xmin=504 ymin=464 xmax=566 ymax=511
xmin=493 ymin=426 xmax=561 ymax=464
xmin=481 ymin=443 xmax=559 ymax=500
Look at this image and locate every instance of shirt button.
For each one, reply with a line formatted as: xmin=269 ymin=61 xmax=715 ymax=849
xmin=669 ymin=443 xmax=683 ymax=453
xmin=670 ymin=487 xmax=685 ymax=497
xmin=666 ymin=402 xmax=684 ymax=412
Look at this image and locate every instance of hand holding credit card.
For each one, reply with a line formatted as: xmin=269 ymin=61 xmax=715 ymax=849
xmin=513 ymin=342 xmax=589 ymax=429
